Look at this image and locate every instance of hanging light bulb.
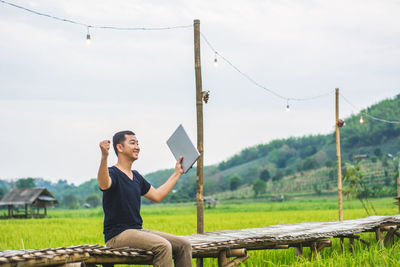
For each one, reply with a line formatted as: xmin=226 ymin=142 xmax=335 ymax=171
xmin=360 ymin=115 xmax=364 ymax=124
xmin=285 ymin=99 xmax=290 ymax=112
xmin=213 ymin=53 xmax=218 ymax=67
xmin=86 ymin=27 xmax=91 ymax=45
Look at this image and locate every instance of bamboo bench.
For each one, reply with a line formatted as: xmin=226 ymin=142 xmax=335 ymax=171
xmin=1 ymin=215 xmax=400 ymax=267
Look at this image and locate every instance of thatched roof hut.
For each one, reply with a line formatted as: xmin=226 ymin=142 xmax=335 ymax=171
xmin=0 ymin=188 xmax=58 ymax=218
xmin=204 ymin=196 xmax=217 ymax=208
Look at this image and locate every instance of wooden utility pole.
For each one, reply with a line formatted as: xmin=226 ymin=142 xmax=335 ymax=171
xmin=335 ymin=88 xmax=343 ymax=221
xmin=194 ymin=19 xmax=204 ymax=267
xmin=194 ymin=19 xmax=204 ymax=234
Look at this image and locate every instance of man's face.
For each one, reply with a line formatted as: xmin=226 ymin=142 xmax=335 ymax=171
xmin=119 ymin=134 xmax=140 ymax=161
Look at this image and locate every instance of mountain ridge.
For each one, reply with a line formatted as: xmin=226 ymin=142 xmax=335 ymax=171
xmin=1 ymin=94 xmax=399 ymax=206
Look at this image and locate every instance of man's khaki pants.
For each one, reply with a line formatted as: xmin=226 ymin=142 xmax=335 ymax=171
xmin=106 ymin=229 xmax=192 ymax=267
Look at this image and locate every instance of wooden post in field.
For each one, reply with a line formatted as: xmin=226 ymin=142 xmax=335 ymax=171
xmin=194 ymin=19 xmax=204 ymax=267
xmin=335 ymin=88 xmax=343 ymax=221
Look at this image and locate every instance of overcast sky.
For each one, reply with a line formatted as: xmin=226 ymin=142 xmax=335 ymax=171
xmin=0 ymin=0 xmax=399 ymax=185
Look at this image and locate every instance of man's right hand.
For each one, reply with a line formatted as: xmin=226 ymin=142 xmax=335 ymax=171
xmin=100 ymin=140 xmax=111 ymax=157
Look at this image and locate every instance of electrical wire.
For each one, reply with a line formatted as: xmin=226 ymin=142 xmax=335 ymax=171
xmin=0 ymin=0 xmax=192 ymax=31
xmin=200 ymin=32 xmax=335 ymax=102
xmin=340 ymin=93 xmax=400 ymax=124
xmin=3 ymin=0 xmax=396 ymax=115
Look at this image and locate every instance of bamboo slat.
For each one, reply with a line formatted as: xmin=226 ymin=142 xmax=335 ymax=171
xmin=1 ymin=215 xmax=400 ymax=266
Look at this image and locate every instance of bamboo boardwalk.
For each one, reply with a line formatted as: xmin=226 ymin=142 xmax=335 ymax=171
xmin=1 ymin=215 xmax=400 ymax=267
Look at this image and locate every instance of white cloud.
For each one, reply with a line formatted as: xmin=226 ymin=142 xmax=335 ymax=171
xmin=0 ymin=0 xmax=399 ymax=184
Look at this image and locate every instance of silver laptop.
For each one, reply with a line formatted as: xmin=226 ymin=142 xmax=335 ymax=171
xmin=166 ymin=124 xmax=200 ymax=173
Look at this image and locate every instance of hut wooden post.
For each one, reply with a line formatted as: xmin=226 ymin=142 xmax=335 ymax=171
xmin=194 ymin=19 xmax=205 ymax=267
xmin=335 ymin=88 xmax=343 ymax=221
xmin=29 ymin=204 xmax=33 ymax=218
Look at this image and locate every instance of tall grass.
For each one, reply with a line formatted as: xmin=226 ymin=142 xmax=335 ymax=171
xmin=1 ymin=197 xmax=399 ymax=266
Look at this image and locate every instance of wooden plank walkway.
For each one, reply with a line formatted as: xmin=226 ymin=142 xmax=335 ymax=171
xmin=1 ymin=215 xmax=400 ymax=266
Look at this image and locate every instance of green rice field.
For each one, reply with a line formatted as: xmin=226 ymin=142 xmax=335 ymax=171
xmin=1 ymin=197 xmax=400 ymax=266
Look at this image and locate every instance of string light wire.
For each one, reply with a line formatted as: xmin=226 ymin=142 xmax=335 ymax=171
xmin=0 ymin=0 xmax=193 ymax=31
xmin=200 ymin=32 xmax=335 ymax=102
xmin=3 ymin=0 xmax=395 ymax=116
xmin=2 ymin=0 xmax=335 ymax=103
xmin=340 ymin=93 xmax=400 ymax=124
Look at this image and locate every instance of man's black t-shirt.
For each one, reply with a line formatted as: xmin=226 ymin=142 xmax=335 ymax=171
xmin=101 ymin=166 xmax=151 ymax=243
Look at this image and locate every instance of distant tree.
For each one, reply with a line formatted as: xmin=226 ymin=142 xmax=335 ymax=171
xmin=324 ymin=182 xmax=330 ymax=190
xmin=179 ymin=178 xmax=196 ymax=198
xmin=295 ymin=161 xmax=303 ymax=172
xmin=328 ymin=168 xmax=336 ymax=181
xmin=0 ymin=187 xmax=5 ymax=199
xmin=276 ymin=157 xmax=287 ymax=168
xmin=229 ymin=174 xmax=242 ymax=191
xmin=342 ymin=166 xmax=347 ymax=177
xmin=272 ymin=170 xmax=284 ymax=181
xmin=312 ymin=183 xmax=322 ymax=196
xmin=382 ymin=156 xmax=389 ymax=167
xmin=358 ymin=147 xmax=367 ymax=155
xmin=204 ymin=179 xmax=220 ymax=195
xmin=343 ymin=160 xmax=376 ymax=216
xmin=384 ymin=175 xmax=392 ymax=186
xmin=259 ymin=168 xmax=270 ymax=182
xmin=62 ymin=194 xmax=78 ymax=209
xmin=302 ymin=157 xmax=317 ymax=171
xmin=165 ymin=191 xmax=186 ymax=203
xmin=374 ymin=148 xmax=382 ymax=157
xmin=324 ymin=160 xmax=334 ymax=168
xmin=314 ymin=150 xmax=327 ymax=166
xmin=218 ymin=176 xmax=230 ymax=191
xmin=284 ymin=168 xmax=293 ymax=176
xmin=300 ymin=146 xmax=317 ymax=158
xmin=252 ymin=179 xmax=266 ymax=197
xmin=218 ymin=161 xmax=227 ymax=171
xmin=16 ymin=178 xmax=35 ymax=189
xmin=86 ymin=194 xmax=101 ymax=208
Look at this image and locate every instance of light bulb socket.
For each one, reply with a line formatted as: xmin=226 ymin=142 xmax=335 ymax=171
xmin=213 ymin=52 xmax=218 ymax=66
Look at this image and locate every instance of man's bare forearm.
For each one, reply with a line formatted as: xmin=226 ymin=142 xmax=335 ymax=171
xmin=144 ymin=156 xmax=184 ymax=203
xmin=97 ymin=156 xmax=111 ymax=190
xmin=98 ymin=139 xmax=112 ymax=190
xmin=154 ymin=172 xmax=181 ymax=202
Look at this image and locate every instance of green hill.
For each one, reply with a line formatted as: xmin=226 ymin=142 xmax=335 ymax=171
xmin=145 ymin=94 xmax=400 ymax=202
xmin=1 ymin=94 xmax=399 ymax=206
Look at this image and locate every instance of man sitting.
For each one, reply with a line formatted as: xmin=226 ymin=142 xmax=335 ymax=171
xmin=97 ymin=130 xmax=192 ymax=267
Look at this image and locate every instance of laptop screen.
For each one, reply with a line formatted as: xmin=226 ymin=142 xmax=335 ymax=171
xmin=166 ymin=124 xmax=200 ymax=173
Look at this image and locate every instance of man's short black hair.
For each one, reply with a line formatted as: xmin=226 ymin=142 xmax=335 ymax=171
xmin=113 ymin=130 xmax=135 ymax=156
